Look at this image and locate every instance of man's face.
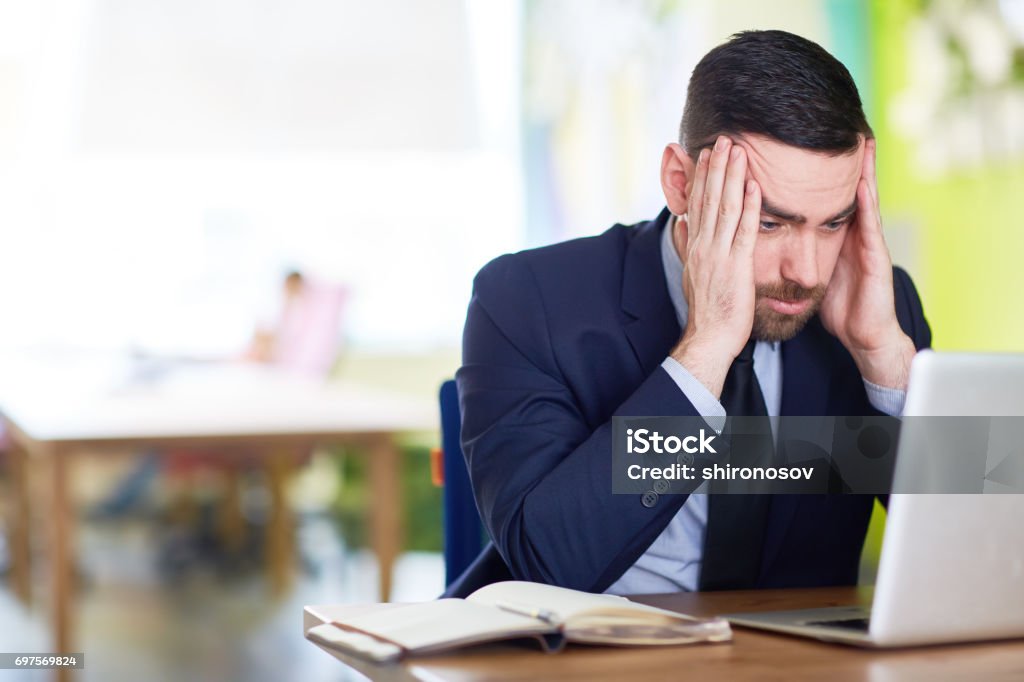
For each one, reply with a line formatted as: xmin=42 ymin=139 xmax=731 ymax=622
xmin=713 ymin=134 xmax=864 ymax=342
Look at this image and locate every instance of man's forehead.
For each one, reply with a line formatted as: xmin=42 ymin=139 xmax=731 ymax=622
xmin=733 ymin=133 xmax=864 ymax=219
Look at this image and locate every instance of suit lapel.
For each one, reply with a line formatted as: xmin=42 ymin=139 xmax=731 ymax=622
xmin=620 ymin=209 xmax=681 ymax=376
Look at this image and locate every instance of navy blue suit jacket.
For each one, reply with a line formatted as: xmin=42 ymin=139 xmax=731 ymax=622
xmin=448 ymin=209 xmax=931 ymax=598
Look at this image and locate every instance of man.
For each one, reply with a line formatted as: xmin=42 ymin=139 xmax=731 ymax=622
xmin=447 ymin=30 xmax=930 ymax=598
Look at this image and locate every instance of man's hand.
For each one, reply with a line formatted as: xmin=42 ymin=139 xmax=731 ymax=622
xmin=819 ymin=138 xmax=916 ymax=389
xmin=670 ymin=136 xmax=762 ymax=398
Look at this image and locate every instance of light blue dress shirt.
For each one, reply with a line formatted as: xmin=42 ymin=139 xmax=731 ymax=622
xmin=605 ymin=216 xmax=905 ymax=594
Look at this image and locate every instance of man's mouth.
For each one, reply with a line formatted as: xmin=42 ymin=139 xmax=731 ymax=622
xmin=764 ymin=297 xmax=812 ymax=315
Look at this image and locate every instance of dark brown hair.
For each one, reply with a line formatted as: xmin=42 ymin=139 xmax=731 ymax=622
xmin=680 ymin=30 xmax=873 ymax=157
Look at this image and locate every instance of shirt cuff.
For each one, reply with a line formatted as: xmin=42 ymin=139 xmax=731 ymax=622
xmin=660 ymin=357 xmax=727 ymax=433
xmin=863 ymin=379 xmax=906 ymax=416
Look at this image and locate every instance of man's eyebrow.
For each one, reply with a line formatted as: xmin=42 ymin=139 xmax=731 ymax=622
xmin=760 ymin=197 xmax=858 ymax=225
xmin=827 ymin=198 xmax=859 ymax=223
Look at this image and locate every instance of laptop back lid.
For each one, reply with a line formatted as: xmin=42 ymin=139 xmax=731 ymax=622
xmin=872 ymin=352 xmax=1024 ymax=646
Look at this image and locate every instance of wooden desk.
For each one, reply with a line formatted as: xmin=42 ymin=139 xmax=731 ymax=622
xmin=306 ymin=587 xmax=1024 ymax=681
xmin=0 ymin=354 xmax=435 ymax=679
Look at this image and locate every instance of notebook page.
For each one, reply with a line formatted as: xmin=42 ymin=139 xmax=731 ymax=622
xmin=466 ymin=581 xmax=732 ymax=644
xmin=468 ymin=581 xmax=659 ymax=621
xmin=313 ymin=598 xmax=552 ymax=653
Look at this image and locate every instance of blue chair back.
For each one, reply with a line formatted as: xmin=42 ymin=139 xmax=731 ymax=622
xmin=439 ymin=380 xmax=485 ymax=586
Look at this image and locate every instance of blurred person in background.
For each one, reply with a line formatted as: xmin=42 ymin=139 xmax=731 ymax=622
xmin=247 ymin=270 xmax=306 ymax=364
xmin=247 ymin=269 xmax=348 ymax=378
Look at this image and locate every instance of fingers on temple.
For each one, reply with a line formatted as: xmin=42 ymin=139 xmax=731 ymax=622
xmin=699 ymin=136 xmax=732 ymax=244
xmin=863 ymin=138 xmax=878 ymax=205
xmin=717 ymin=144 xmax=748 ymax=250
xmin=857 ymin=178 xmax=885 ymax=245
xmin=734 ymin=178 xmax=761 ymax=256
xmin=687 ymin=147 xmax=710 ymax=244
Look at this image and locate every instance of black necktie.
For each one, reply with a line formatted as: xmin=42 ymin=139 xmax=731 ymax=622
xmin=699 ymin=338 xmax=774 ymax=590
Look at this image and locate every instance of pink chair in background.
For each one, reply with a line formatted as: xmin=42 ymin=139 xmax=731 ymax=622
xmin=269 ymin=278 xmax=349 ymax=378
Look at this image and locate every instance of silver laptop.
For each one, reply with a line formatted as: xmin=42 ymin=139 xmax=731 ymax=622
xmin=724 ymin=351 xmax=1024 ymax=647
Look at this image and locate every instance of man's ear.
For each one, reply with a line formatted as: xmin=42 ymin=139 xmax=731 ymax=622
xmin=660 ymin=143 xmax=695 ymax=217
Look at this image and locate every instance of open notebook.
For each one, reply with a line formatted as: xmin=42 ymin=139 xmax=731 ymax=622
xmin=304 ymin=581 xmax=731 ymax=663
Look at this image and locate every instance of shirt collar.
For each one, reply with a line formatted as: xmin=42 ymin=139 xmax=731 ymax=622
xmin=660 ymin=213 xmax=689 ymax=330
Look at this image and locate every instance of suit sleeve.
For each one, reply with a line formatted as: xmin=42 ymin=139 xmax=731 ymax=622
xmin=457 ymin=254 xmax=703 ymax=592
xmin=878 ymin=266 xmax=932 ymax=510
xmin=893 ymin=266 xmax=932 ymax=352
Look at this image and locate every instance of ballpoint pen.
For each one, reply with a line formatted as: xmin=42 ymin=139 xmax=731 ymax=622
xmin=494 ymin=601 xmax=559 ymax=625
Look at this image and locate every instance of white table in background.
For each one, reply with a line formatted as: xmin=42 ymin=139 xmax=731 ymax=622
xmin=0 ymin=352 xmax=436 ymax=680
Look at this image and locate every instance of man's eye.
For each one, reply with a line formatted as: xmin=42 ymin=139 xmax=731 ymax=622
xmin=759 ymin=221 xmax=780 ymax=231
xmin=825 ymin=219 xmax=850 ymax=231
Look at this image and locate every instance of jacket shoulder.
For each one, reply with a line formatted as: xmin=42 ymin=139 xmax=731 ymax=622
xmin=891 ymin=265 xmax=931 ymax=350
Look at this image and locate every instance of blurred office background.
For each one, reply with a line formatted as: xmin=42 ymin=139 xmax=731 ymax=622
xmin=0 ymin=0 xmax=1022 ymax=679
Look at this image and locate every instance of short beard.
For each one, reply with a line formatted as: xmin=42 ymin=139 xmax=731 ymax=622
xmin=751 ymin=280 xmax=826 ymax=342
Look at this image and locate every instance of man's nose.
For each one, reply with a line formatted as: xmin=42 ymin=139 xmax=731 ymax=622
xmin=780 ymin=230 xmax=819 ymax=291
